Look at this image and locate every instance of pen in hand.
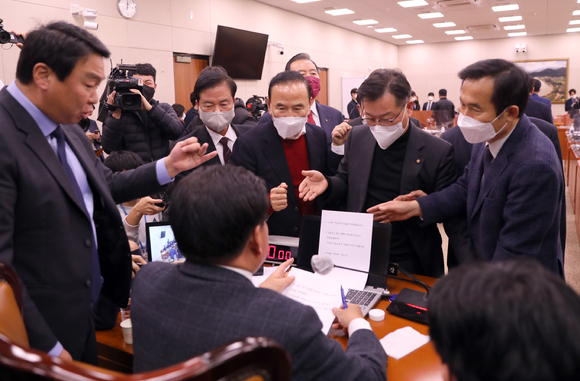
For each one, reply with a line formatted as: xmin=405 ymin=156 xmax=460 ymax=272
xmin=341 ymin=285 xmax=348 ymax=309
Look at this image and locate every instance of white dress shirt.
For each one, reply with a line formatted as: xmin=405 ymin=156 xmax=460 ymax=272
xmin=206 ymin=125 xmax=238 ymax=165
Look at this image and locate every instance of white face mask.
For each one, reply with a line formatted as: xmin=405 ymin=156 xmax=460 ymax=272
xmin=428 ymin=96 xmax=434 ymax=101
xmin=457 ymin=109 xmax=508 ymax=144
xmin=199 ymin=107 xmax=235 ymax=133
xmin=272 ymin=115 xmax=307 ymax=140
xmin=366 ymin=109 xmax=407 ymax=150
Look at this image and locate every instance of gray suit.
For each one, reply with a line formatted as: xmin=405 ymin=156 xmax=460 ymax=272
xmin=325 ymin=119 xmax=474 ymax=276
xmin=132 ymin=262 xmax=387 ymax=381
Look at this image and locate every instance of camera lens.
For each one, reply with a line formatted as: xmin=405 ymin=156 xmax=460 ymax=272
xmin=0 ymin=30 xmax=11 ymax=44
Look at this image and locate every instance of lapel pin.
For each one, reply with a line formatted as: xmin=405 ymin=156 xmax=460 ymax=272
xmin=416 ymin=159 xmax=421 ymax=164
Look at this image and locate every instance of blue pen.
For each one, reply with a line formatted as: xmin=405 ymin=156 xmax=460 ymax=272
xmin=340 ymin=285 xmax=348 ymax=309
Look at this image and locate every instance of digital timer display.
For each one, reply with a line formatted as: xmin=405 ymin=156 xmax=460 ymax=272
xmin=265 ymin=244 xmax=298 ymax=263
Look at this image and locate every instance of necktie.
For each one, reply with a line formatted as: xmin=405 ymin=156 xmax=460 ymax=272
xmin=220 ymin=137 xmax=231 ymax=164
xmin=51 ymin=125 xmax=102 ymax=304
xmin=428 ymin=102 xmax=432 ymax=111
xmin=307 ymin=111 xmax=316 ymax=125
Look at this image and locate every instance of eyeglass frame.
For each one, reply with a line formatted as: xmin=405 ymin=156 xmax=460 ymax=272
xmin=361 ymin=103 xmax=407 ymax=127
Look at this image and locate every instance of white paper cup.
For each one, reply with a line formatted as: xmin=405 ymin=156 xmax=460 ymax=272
xmin=120 ymin=319 xmax=133 ymax=345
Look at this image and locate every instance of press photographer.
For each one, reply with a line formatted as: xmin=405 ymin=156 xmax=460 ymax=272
xmin=101 ymin=63 xmax=184 ymax=163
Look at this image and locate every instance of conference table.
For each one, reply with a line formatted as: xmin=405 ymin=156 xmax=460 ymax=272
xmin=96 ymin=273 xmax=442 ymax=380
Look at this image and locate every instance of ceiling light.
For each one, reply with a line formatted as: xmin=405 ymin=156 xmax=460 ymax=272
xmin=574 ymin=10 xmax=580 ymax=16
xmin=434 ymin=22 xmax=456 ymax=28
xmin=392 ymin=34 xmax=412 ymax=39
xmin=397 ymin=0 xmax=428 ymax=8
xmin=418 ymin=12 xmax=444 ymax=19
xmin=406 ymin=40 xmax=424 ymax=44
xmin=455 ymin=36 xmax=473 ymax=40
xmin=353 ymin=19 xmax=378 ymax=25
xmin=570 ymin=20 xmax=580 ymax=25
xmin=375 ymin=27 xmax=397 ymax=33
xmin=508 ymin=32 xmax=527 ymax=36
xmin=445 ymin=30 xmax=466 ymax=34
xmin=291 ymin=0 xmax=321 ymax=3
xmin=492 ymin=4 xmax=519 ymax=12
xmin=567 ymin=27 xmax=580 ymax=32
xmin=499 ymin=16 xmax=523 ymax=22
xmin=503 ymin=24 xmax=525 ymax=30
xmin=325 ymin=8 xmax=354 ymax=16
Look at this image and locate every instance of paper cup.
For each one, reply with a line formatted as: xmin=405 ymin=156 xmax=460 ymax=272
xmin=120 ymin=319 xmax=133 ymax=345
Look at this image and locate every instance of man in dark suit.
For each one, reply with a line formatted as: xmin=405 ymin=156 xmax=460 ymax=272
xmin=379 ymin=59 xmax=564 ymax=276
xmin=565 ymin=88 xmax=578 ymax=117
xmin=131 ymin=165 xmax=387 ymax=379
xmin=432 ymin=89 xmax=455 ymax=127
xmin=422 ymin=92 xmax=435 ymax=111
xmin=347 ymin=87 xmax=360 ymax=119
xmin=0 ymin=22 xmax=216 ymax=363
xmin=531 ymin=78 xmax=552 ymax=107
xmin=231 ymin=71 xmax=328 ymax=237
xmin=525 ymin=94 xmax=553 ymax=124
xmin=299 ymin=69 xmax=472 ymax=277
xmin=175 ymin=68 xmax=253 ymax=183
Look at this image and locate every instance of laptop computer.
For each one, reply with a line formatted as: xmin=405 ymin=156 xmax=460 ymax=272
xmin=145 ymin=221 xmax=184 ymax=263
xmin=297 ymin=215 xmax=392 ymax=316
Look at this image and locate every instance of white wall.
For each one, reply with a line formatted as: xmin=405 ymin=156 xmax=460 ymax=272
xmin=398 ymin=33 xmax=580 ymax=117
xmin=0 ymin=0 xmax=398 ymax=112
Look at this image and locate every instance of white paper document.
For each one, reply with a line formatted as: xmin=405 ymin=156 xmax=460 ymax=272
xmin=318 ymin=210 xmax=373 ymax=272
xmin=380 ymin=326 xmax=430 ymax=359
xmin=281 ymin=267 xmax=343 ymax=334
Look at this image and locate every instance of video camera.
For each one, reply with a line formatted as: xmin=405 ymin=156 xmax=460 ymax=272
xmin=97 ymin=64 xmax=143 ymax=122
xmin=246 ymin=95 xmax=268 ymax=120
xmin=0 ymin=19 xmax=24 ymax=45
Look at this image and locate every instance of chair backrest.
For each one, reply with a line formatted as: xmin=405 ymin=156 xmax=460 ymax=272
xmin=0 ymin=261 xmax=291 ymax=381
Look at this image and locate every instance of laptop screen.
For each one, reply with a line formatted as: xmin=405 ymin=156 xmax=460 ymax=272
xmin=145 ymin=221 xmax=184 ymax=263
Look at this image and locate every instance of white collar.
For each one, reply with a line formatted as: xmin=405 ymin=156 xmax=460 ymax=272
xmin=488 ymin=123 xmax=517 ymax=158
xmin=206 ymin=124 xmax=237 ymax=147
xmin=218 ymin=265 xmax=254 ymax=283
xmin=309 ymin=101 xmax=318 ymax=117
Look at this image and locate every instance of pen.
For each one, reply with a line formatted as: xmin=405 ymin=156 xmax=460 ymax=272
xmin=341 ymin=285 xmax=348 ymax=309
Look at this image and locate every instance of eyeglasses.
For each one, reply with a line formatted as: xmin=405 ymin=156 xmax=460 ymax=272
xmin=361 ymin=105 xmax=406 ymax=127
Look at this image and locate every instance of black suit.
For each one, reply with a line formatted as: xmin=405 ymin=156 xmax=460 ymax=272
xmin=422 ymin=100 xmax=435 ymax=111
xmin=230 ymin=120 xmax=328 ymax=237
xmin=525 ymin=96 xmax=553 ymax=124
xmin=565 ymin=97 xmax=579 ymax=116
xmin=0 ymin=88 xmax=165 ymax=361
xmin=325 ymin=119 xmax=472 ymax=276
xmin=431 ymin=98 xmax=455 ymax=126
xmin=347 ymin=99 xmax=360 ymax=119
xmin=175 ymin=124 xmax=253 ymax=183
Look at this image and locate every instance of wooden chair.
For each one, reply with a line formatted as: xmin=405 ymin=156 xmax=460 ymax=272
xmin=0 ymin=263 xmax=291 ymax=381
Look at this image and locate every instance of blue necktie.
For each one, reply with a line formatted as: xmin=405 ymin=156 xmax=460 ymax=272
xmin=51 ymin=125 xmax=102 ymax=304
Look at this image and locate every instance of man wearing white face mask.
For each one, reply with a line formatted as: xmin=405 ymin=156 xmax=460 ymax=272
xmin=422 ymin=92 xmax=435 ymax=111
xmin=299 ymin=69 xmax=470 ymax=277
xmin=175 ymin=68 xmax=253 ymax=184
xmin=374 ymin=59 xmax=564 ymax=276
xmin=231 ymin=71 xmax=329 ymax=237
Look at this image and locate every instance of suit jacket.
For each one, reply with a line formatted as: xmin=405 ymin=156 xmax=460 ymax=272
xmin=440 ymin=126 xmax=473 ymax=178
xmin=422 ymin=101 xmax=435 ymax=111
xmin=230 ymin=120 xmax=328 ymax=237
xmin=0 ymin=88 xmax=165 ymax=359
xmin=525 ymin=96 xmax=553 ymax=124
xmin=174 ymin=124 xmax=253 ymax=184
xmin=131 ymin=262 xmax=387 ymax=380
xmin=431 ymin=98 xmax=455 ymax=126
xmin=418 ymin=115 xmax=564 ymax=275
xmin=565 ymin=97 xmax=579 ymax=116
xmin=326 ymin=119 xmax=471 ymax=276
xmin=532 ymin=92 xmax=552 ymax=107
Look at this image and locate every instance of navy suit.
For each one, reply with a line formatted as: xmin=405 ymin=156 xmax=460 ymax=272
xmin=525 ymin=96 xmax=553 ymax=124
xmin=418 ymin=115 xmax=564 ymax=275
xmin=440 ymin=126 xmax=473 ymax=178
xmin=532 ymin=92 xmax=552 ymax=107
xmin=230 ymin=120 xmax=328 ymax=237
xmin=132 ymin=262 xmax=387 ymax=380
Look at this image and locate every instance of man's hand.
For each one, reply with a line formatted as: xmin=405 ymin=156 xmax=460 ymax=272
xmin=58 ymin=348 xmax=73 ymax=361
xmin=394 ymin=190 xmax=427 ymax=202
xmin=366 ymin=200 xmax=422 ymax=223
xmin=259 ymin=258 xmax=295 ymax=293
xmin=107 ymin=90 xmax=122 ymax=119
xmin=85 ymin=131 xmax=98 ymax=141
xmin=134 ymin=196 xmax=165 ymax=216
xmin=164 ymin=137 xmax=218 ymax=178
xmin=13 ymin=31 xmax=26 ymax=49
xmin=331 ymin=303 xmax=364 ymax=335
xmin=298 ymin=170 xmax=328 ymax=201
xmin=131 ymin=254 xmax=147 ymax=278
xmin=331 ymin=121 xmax=352 ymax=146
xmin=129 ymin=88 xmax=152 ymax=112
xmin=270 ymin=183 xmax=288 ymax=212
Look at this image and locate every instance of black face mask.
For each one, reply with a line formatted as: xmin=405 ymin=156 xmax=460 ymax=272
xmin=142 ymin=85 xmax=155 ymax=102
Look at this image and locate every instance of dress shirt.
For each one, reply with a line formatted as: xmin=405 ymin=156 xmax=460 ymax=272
xmin=488 ymin=123 xmax=517 ymax=159
xmin=206 ymin=125 xmax=237 ymax=165
xmin=310 ymin=102 xmax=321 ymax=127
xmin=426 ymin=101 xmax=433 ymax=111
xmin=6 ymin=80 xmax=173 ymax=357
xmin=219 ymin=265 xmax=371 ymax=335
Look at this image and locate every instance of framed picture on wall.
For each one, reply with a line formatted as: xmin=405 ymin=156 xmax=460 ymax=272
xmin=514 ymin=59 xmax=569 ymax=104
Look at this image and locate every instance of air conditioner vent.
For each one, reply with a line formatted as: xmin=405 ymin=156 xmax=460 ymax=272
xmin=434 ymin=0 xmax=482 ymax=9
xmin=466 ymin=24 xmax=500 ymax=32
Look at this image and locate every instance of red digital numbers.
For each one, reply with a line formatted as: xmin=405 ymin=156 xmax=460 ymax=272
xmin=268 ymin=245 xmax=291 ymax=260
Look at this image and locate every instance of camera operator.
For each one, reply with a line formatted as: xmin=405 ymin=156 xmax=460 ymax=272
xmin=79 ymin=106 xmax=104 ymax=161
xmin=102 ymin=63 xmax=184 ymax=163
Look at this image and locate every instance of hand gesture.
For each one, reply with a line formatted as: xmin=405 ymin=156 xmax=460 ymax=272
xmin=107 ymin=90 xmax=122 ymax=119
xmin=259 ymin=258 xmax=295 ymax=293
xmin=134 ymin=196 xmax=165 ymax=215
xmin=164 ymin=137 xmax=219 ymax=178
xmin=129 ymin=88 xmax=152 ymax=112
xmin=331 ymin=121 xmax=352 ymax=146
xmin=393 ymin=190 xmax=427 ymax=202
xmin=298 ymin=170 xmax=328 ymax=201
xmin=366 ymin=200 xmax=422 ymax=223
xmin=331 ymin=303 xmax=364 ymax=335
xmin=270 ymin=183 xmax=288 ymax=212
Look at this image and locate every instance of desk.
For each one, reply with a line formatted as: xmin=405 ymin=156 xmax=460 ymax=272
xmin=96 ymin=274 xmax=442 ymax=380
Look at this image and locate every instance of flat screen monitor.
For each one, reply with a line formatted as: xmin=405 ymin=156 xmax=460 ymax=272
xmin=145 ymin=222 xmax=184 ymax=263
xmin=212 ymin=25 xmax=269 ymax=80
